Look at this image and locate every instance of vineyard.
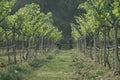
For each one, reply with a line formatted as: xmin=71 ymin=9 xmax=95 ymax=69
xmin=71 ymin=0 xmax=120 ymax=73
xmin=0 ymin=0 xmax=120 ymax=80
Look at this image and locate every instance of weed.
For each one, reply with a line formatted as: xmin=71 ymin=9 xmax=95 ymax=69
xmin=29 ymin=59 xmax=49 ymax=68
xmin=0 ymin=64 xmax=30 ymax=80
xmin=46 ymin=54 xmax=54 ymax=60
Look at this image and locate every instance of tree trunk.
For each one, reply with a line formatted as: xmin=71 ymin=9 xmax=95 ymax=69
xmin=93 ymin=34 xmax=98 ymax=62
xmin=84 ymin=36 xmax=87 ymax=56
xmin=51 ymin=40 xmax=55 ymax=50
xmin=113 ymin=22 xmax=120 ymax=72
xmin=34 ymin=37 xmax=38 ymax=59
xmin=40 ymin=36 xmax=44 ymax=54
xmin=107 ymin=28 xmax=111 ymax=69
xmin=79 ymin=39 xmax=82 ymax=52
xmin=13 ymin=28 xmax=17 ymax=64
xmin=5 ymin=31 xmax=11 ymax=64
xmin=90 ymin=46 xmax=93 ymax=60
xmin=20 ymin=46 xmax=22 ymax=64
xmin=22 ymin=36 xmax=26 ymax=60
xmin=103 ymin=26 xmax=107 ymax=67
xmin=26 ymin=36 xmax=31 ymax=60
xmin=100 ymin=48 xmax=103 ymax=64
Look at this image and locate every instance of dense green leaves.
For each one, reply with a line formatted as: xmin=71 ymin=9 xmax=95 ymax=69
xmin=0 ymin=1 xmax=62 ymax=65
xmin=72 ymin=0 xmax=120 ymax=72
xmin=0 ymin=0 xmax=16 ymax=22
xmin=1 ymin=3 xmax=62 ymax=42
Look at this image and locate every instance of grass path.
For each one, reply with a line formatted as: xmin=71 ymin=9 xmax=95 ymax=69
xmin=25 ymin=50 xmax=73 ymax=80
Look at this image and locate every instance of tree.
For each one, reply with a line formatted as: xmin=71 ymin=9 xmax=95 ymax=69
xmin=12 ymin=0 xmax=86 ymax=44
xmin=73 ymin=0 xmax=120 ymax=73
xmin=0 ymin=0 xmax=16 ymax=64
xmin=0 ymin=0 xmax=15 ymax=23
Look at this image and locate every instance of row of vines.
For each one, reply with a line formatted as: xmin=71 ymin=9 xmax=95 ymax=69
xmin=0 ymin=0 xmax=62 ymax=65
xmin=71 ymin=0 xmax=120 ymax=74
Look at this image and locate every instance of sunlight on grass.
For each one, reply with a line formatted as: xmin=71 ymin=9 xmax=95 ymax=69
xmin=24 ymin=50 xmax=73 ymax=80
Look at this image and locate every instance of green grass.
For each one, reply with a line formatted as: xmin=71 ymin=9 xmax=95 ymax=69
xmin=1 ymin=49 xmax=120 ymax=80
xmin=24 ymin=50 xmax=73 ymax=80
xmin=71 ymin=49 xmax=120 ymax=80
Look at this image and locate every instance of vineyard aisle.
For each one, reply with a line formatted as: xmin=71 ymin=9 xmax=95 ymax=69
xmin=25 ymin=50 xmax=73 ymax=80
